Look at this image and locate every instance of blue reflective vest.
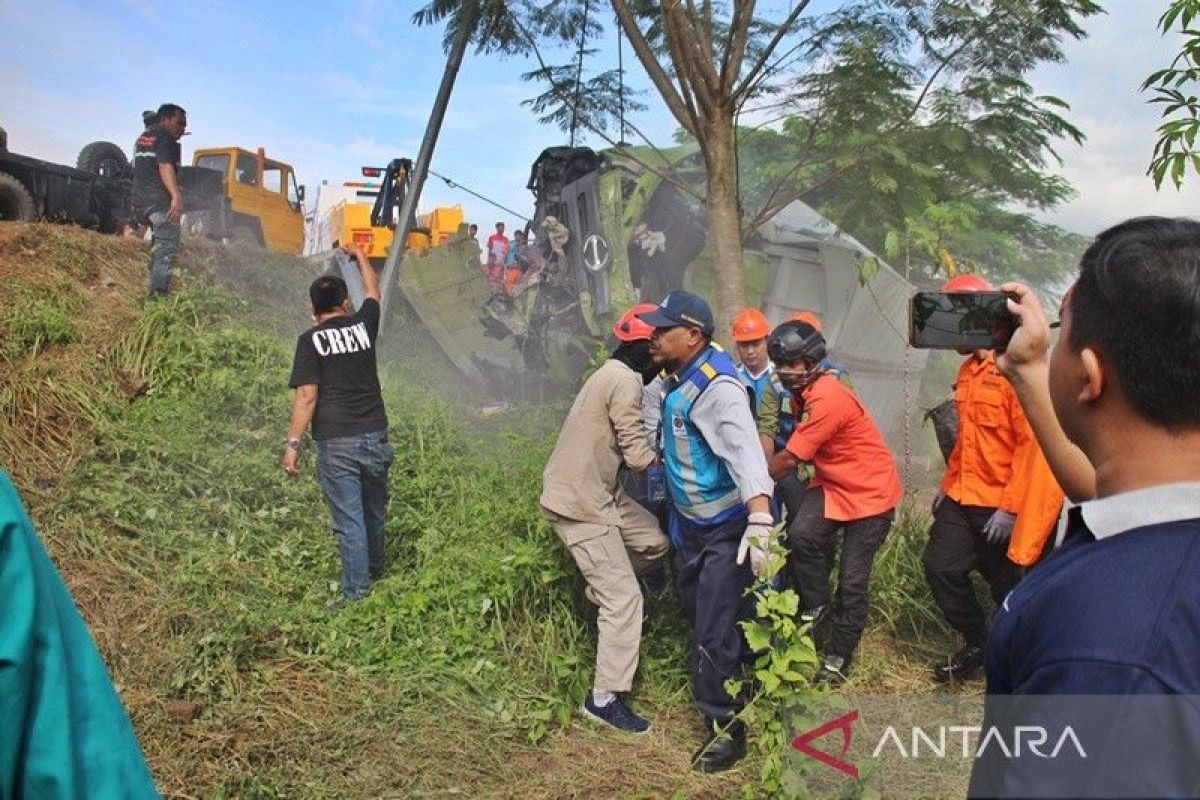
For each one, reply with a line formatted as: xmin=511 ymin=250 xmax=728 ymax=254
xmin=660 ymin=346 xmax=745 ymax=524
xmin=737 ymin=363 xmax=773 ymax=416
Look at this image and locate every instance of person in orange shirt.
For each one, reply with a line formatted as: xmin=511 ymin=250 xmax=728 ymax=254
xmin=766 ymin=320 xmax=902 ymax=686
xmin=924 ymin=274 xmax=1062 ymax=683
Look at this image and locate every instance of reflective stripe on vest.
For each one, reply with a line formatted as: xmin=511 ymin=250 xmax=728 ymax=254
xmin=661 ymin=347 xmax=742 ymax=522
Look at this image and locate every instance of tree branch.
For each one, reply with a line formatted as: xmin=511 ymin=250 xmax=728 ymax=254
xmin=906 ymin=4 xmax=1019 ymax=123
xmin=661 ymin=2 xmax=715 ymax=136
xmin=664 ymin=0 xmax=722 ymax=104
xmin=720 ymin=0 xmax=756 ymax=94
xmin=514 ymin=9 xmax=706 ymax=202
xmin=684 ymin=0 xmax=718 ymax=71
xmin=733 ymin=0 xmax=812 ymax=102
xmin=610 ymin=0 xmax=696 ymax=134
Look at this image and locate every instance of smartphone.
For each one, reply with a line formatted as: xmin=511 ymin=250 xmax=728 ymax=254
xmin=909 ymin=291 xmax=1018 ymax=351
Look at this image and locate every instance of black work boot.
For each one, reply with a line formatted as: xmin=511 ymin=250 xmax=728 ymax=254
xmin=813 ymin=653 xmax=851 ymax=688
xmin=932 ymin=643 xmax=985 ymax=683
xmin=693 ymin=718 xmax=747 ymax=773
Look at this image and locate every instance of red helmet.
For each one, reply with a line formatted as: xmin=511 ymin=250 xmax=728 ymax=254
xmin=788 ymin=310 xmax=824 ymax=334
xmin=942 ymin=274 xmax=993 ymax=292
xmin=613 ymin=303 xmax=658 ymax=342
xmin=731 ymin=308 xmax=770 ymax=342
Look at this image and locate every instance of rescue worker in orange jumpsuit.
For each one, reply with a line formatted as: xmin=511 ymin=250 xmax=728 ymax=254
xmin=924 ymin=274 xmax=1064 ymax=682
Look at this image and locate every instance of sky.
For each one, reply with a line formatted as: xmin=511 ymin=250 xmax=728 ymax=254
xmin=0 ymin=0 xmax=1193 ymax=240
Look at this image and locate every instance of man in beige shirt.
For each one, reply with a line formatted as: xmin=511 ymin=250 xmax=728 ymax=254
xmin=540 ymin=303 xmax=668 ymax=734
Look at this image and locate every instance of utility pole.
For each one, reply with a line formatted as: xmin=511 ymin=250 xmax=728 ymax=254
xmin=379 ymin=0 xmax=480 ymax=331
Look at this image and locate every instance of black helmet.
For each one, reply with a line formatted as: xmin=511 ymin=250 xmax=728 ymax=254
xmin=768 ymin=321 xmax=826 ymax=365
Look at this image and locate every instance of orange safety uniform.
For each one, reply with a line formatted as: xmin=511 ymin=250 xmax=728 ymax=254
xmin=785 ymin=374 xmax=903 ymax=522
xmin=941 ymin=354 xmax=1064 ymax=564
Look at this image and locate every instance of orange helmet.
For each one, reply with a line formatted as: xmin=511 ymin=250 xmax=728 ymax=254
xmin=731 ymin=308 xmax=770 ymax=342
xmin=613 ymin=303 xmax=658 ymax=342
xmin=942 ymin=274 xmax=993 ymax=292
xmin=788 ymin=310 xmax=824 ymax=334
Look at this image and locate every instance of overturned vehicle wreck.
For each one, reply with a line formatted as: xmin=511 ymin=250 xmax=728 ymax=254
xmin=375 ymin=144 xmax=924 ymax=448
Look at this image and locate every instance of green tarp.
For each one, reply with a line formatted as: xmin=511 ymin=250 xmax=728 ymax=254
xmin=0 ymin=471 xmax=159 ymax=799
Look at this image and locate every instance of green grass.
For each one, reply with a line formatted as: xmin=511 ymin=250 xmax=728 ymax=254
xmin=2 ymin=225 xmax=966 ymax=797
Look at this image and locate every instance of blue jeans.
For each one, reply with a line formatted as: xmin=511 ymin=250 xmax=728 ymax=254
xmin=316 ymin=430 xmax=393 ymax=599
xmin=147 ymin=211 xmax=181 ymax=295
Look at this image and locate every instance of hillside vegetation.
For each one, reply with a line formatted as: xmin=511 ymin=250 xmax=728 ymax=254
xmin=0 ymin=223 xmax=960 ymax=798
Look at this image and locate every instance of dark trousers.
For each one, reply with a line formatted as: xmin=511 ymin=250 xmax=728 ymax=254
xmin=673 ymin=509 xmax=754 ymax=722
xmin=788 ymin=487 xmax=893 ymax=659
xmin=922 ymin=497 xmax=1022 ymax=647
xmin=776 ymin=472 xmax=808 ymax=527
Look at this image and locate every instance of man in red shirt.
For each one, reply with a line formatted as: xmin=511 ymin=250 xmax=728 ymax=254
xmin=766 ymin=321 xmax=902 ymax=686
xmin=485 ymin=221 xmax=509 ymax=288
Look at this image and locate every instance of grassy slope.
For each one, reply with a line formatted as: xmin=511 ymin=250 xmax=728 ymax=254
xmin=0 ymin=222 xmax=970 ymax=799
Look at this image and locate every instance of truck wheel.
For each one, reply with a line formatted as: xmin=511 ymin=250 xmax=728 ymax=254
xmin=77 ymin=141 xmax=130 ymax=180
xmin=0 ymin=172 xmax=35 ymax=221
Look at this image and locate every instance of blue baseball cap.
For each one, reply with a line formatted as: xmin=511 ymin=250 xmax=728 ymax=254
xmin=637 ymin=290 xmax=715 ymax=336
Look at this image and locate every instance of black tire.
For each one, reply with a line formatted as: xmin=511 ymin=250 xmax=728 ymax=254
xmin=0 ymin=172 xmax=35 ymax=222
xmin=76 ymin=141 xmax=130 ymax=180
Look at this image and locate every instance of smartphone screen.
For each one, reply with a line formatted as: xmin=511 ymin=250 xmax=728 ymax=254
xmin=909 ymin=291 xmax=1018 ymax=350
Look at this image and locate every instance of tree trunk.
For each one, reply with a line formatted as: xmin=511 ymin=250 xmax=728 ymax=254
xmin=701 ymin=117 xmax=746 ymax=349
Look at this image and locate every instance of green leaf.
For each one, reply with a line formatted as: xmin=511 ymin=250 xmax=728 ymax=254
xmin=857 ymin=256 xmax=881 ymax=286
xmin=743 ymin=621 xmax=774 ymax=652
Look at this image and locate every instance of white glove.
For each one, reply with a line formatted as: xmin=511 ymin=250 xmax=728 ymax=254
xmin=737 ymin=512 xmax=777 ymax=578
xmin=983 ymin=510 xmax=1017 ymax=544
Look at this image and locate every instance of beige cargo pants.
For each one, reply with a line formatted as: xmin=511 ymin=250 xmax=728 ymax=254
xmin=545 ymin=493 xmax=669 ymax=693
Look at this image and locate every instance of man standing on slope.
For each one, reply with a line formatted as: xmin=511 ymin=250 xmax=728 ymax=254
xmin=638 ymin=291 xmax=776 ymax=773
xmin=283 ymin=246 xmax=393 ymax=608
xmin=540 ymin=304 xmax=669 ymax=735
xmin=131 ymin=103 xmax=187 ymax=296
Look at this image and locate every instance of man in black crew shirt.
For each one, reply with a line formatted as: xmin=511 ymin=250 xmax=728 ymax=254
xmin=283 ymin=247 xmax=393 ymax=604
xmin=131 ymin=103 xmax=186 ymax=296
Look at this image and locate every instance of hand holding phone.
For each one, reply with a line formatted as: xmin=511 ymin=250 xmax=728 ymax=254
xmin=909 ymin=291 xmax=1019 ymax=351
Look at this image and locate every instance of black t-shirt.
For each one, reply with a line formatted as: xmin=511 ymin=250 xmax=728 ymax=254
xmin=288 ymin=298 xmax=388 ymax=440
xmin=131 ymin=124 xmax=181 ymax=213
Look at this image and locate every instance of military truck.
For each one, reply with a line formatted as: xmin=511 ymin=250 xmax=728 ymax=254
xmin=0 ymin=137 xmax=133 ymax=232
xmin=0 ymin=133 xmax=230 ymax=239
xmin=379 ymin=144 xmax=924 ymax=448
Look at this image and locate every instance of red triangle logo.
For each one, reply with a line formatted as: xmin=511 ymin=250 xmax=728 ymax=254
xmin=791 ymin=709 xmax=859 ymax=779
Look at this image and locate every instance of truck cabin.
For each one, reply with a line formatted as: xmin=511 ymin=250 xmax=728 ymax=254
xmin=191 ymin=146 xmax=305 ymax=252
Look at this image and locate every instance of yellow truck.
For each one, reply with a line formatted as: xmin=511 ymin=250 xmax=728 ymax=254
xmin=305 ymin=158 xmax=464 ymax=265
xmin=191 ymin=146 xmax=305 ymax=254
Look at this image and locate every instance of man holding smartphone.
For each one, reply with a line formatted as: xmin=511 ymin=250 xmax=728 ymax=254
xmin=922 ymin=274 xmax=1055 ymax=682
xmin=969 ymin=217 xmax=1200 ymax=798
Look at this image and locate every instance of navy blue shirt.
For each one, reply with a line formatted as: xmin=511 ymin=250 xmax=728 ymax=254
xmin=986 ymin=493 xmax=1200 ymax=695
xmin=971 ymin=482 xmax=1200 ymax=798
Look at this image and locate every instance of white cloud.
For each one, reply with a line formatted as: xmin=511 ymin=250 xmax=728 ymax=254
xmin=1030 ymin=4 xmax=1200 ymax=233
